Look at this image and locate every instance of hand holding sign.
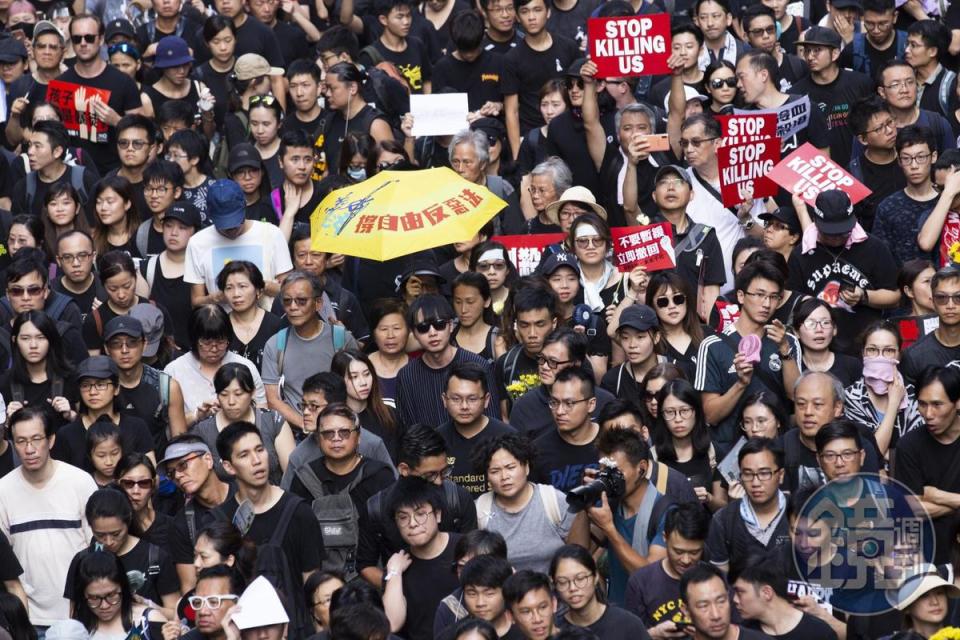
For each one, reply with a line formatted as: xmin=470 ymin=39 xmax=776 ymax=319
xmin=588 ymin=14 xmax=672 ymax=77
xmin=767 ymin=143 xmax=871 ymax=206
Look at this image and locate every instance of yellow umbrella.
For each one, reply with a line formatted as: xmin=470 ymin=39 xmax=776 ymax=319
xmin=310 ymin=167 xmax=506 ymax=261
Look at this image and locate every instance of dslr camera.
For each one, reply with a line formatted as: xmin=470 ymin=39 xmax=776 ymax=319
xmin=566 ymin=457 xmax=626 ymax=512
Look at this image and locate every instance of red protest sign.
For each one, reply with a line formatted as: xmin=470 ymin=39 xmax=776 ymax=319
xmin=491 ymin=233 xmax=566 ymax=276
xmin=716 ymin=113 xmax=778 ymax=147
xmin=611 ymin=223 xmax=675 ymax=272
xmin=587 ymin=14 xmax=671 ymax=78
xmin=717 ymin=136 xmax=780 ymax=207
xmin=46 ymin=79 xmax=112 ymax=144
xmin=767 ymin=143 xmax=872 ymax=206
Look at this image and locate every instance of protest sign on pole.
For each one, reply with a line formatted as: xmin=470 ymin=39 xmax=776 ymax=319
xmin=611 ymin=223 xmax=675 ymax=272
xmin=587 ymin=14 xmax=671 ymax=77
xmin=717 ymin=137 xmax=780 ymax=206
xmin=767 ymin=143 xmax=872 ymax=206
xmin=716 ymin=113 xmax=778 ymax=147
xmin=491 ymin=233 xmax=566 ymax=275
xmin=46 ymin=79 xmax=112 ymax=143
xmin=734 ymin=95 xmax=810 ymax=141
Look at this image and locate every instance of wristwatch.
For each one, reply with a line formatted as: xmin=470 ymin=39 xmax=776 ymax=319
xmin=779 ymin=349 xmax=794 ymax=360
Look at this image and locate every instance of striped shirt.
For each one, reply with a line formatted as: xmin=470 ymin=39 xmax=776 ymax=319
xmin=396 ymin=349 xmax=501 ymax=428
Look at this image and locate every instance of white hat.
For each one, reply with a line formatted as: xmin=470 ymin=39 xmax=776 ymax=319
xmin=888 ymin=566 xmax=960 ymax=611
xmin=663 ymin=85 xmax=708 ymax=112
xmin=232 ymin=576 xmax=290 ymax=630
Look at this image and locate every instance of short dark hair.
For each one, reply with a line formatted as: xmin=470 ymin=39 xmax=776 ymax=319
xmin=216 ymin=421 xmax=261 ymax=462
xmin=694 ymin=0 xmax=731 ymax=14
xmin=814 ymin=419 xmax=863 ymax=453
xmin=738 ymin=436 xmax=785 ymax=469
xmin=451 ymin=10 xmax=486 ymax=52
xmin=203 ymin=13 xmax=236 ymax=41
xmin=596 ymin=426 xmax=651 ymax=465
xmin=330 ymin=603 xmax=390 ymax=640
xmin=735 ymin=258 xmax=785 ymax=294
xmin=672 ymin=22 xmax=704 ymax=46
xmin=876 ymin=58 xmax=915 ymax=88
xmin=931 ymin=264 xmax=960 ymax=290
xmin=318 ymin=403 xmax=358 ymax=430
xmin=503 ymin=570 xmax=552 ymax=608
xmin=196 ymin=564 xmax=247 ymax=595
xmin=849 ymin=96 xmax=890 ymax=137
xmin=512 ymin=283 xmax=557 ymax=317
xmin=542 ymin=327 xmax=587 ymax=364
xmin=460 ymin=555 xmax=512 ymax=589
xmin=286 ymin=58 xmax=323 ymax=83
xmin=188 ymin=304 xmax=233 ymax=355
xmin=455 ymin=529 xmax=508 ymax=561
xmin=553 ymin=366 xmax=594 ymax=399
xmin=739 ymin=50 xmax=779 ymax=88
xmin=302 ymin=371 xmax=348 ymax=403
xmin=862 ymin=0 xmax=894 ymax=12
xmin=279 ymin=129 xmax=314 ymax=159
xmin=740 ymin=3 xmax=775 ymax=31
xmin=116 ymin=114 xmax=156 ymax=145
xmin=445 ymin=362 xmax=489 ymax=394
xmin=896 ymin=125 xmax=936 ymax=154
xmin=7 ymin=250 xmax=50 ymax=286
xmin=908 ymin=19 xmax=949 ymax=61
xmin=317 ymin=25 xmax=359 ymax=60
xmin=407 ymin=294 xmax=455 ymax=325
xmin=386 ymin=476 xmax=444 ymax=517
xmin=8 ymin=405 xmax=54 ymax=439
xmin=679 ymin=562 xmax=728 ymax=601
xmin=596 ymin=399 xmax=645 ymax=429
xmin=474 ymin=433 xmax=535 ymax=474
xmin=215 ymin=260 xmax=266 ymax=292
xmin=736 ymin=560 xmax=789 ymax=600
xmin=664 ymin=502 xmax=710 ymax=541
xmin=142 ymin=158 xmax=185 ymax=189
xmin=917 ymin=365 xmax=960 ymax=403
xmin=32 ymin=120 xmax=70 ymax=162
xmin=397 ymin=423 xmax=447 ymax=468
xmin=374 ymin=0 xmax=413 ymax=18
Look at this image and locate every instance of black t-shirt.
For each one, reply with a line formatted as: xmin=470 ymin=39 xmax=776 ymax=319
xmin=900 ymin=332 xmax=960 ymax=384
xmin=509 ymin=383 xmax=617 ymax=441
xmin=228 ymin=311 xmax=283 ymax=373
xmin=837 ymin=34 xmax=900 ymax=78
xmin=234 ymin=15 xmax=285 ymax=67
xmin=51 ymin=414 xmax=154 ymax=470
xmin=51 ymin=277 xmax=100 ymax=324
xmin=762 ymin=93 xmax=832 ymax=158
xmin=141 ymin=511 xmax=174 ymax=548
xmin=786 ymin=236 xmax=898 ymax=356
xmin=54 ymin=65 xmax=143 ymax=172
xmin=400 ymin=533 xmax=462 ymax=640
xmin=743 ymin=613 xmax=838 ymax=640
xmin=272 ymin=19 xmax=311 ymax=67
xmin=431 ymin=50 xmax=504 ymax=110
xmin=546 ymin=110 xmax=603 ymax=196
xmin=64 ymin=538 xmax=179 ymax=604
xmin=624 ymin=560 xmax=682 ymax=628
xmin=824 ymin=352 xmax=864 ymax=388
xmin=782 ymin=425 xmax=882 ymax=494
xmin=0 ymin=445 xmax=15 ymax=480
xmin=322 ymin=105 xmax=389 ymax=174
xmin=857 ymin=156 xmax=906 ymax=232
xmin=493 ymin=347 xmax=539 ymax=407
xmin=359 ymin=37 xmax=433 ymax=94
xmin=246 ymin=199 xmax=280 ymax=223
xmin=169 ymin=482 xmax=238 ymax=564
xmin=436 ymin=417 xmax=516 ymax=495
xmin=288 ymin=457 xmax=396 ymax=516
xmin=82 ymin=297 xmax=176 ymax=352
xmin=546 ymin=0 xmax=600 ymax=48
xmin=140 ymin=257 xmax=193 ymax=351
xmin=790 ymin=69 xmax=875 ymax=167
xmin=649 ymin=213 xmax=726 ymax=292
xmin=0 ymin=372 xmax=81 ymax=430
xmin=9 ymin=165 xmax=100 ymax=217
xmin=118 ymin=368 xmax=168 ymax=454
xmin=706 ymin=499 xmax=792 ymax=579
xmin=530 ymin=427 xmax=599 ymax=492
xmin=560 ymin=605 xmax=652 ymax=640
xmin=501 ymin=36 xmax=580 ymax=134
xmin=193 ymin=61 xmax=232 ymax=127
xmin=0 ymin=531 xmax=21 ymax=581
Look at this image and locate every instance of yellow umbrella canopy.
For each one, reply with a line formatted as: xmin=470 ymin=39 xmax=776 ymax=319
xmin=310 ymin=167 xmax=506 ymax=261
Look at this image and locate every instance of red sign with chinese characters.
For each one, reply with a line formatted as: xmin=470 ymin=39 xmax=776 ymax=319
xmin=46 ymin=79 xmax=111 ymax=143
xmin=587 ymin=14 xmax=671 ymax=78
xmin=767 ymin=143 xmax=872 ymax=206
xmin=491 ymin=233 xmax=566 ymax=276
xmin=717 ymin=137 xmax=780 ymax=206
xmin=611 ymin=223 xmax=675 ymax=272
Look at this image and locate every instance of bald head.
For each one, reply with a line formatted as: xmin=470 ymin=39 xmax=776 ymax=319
xmin=793 ymin=371 xmax=844 ymax=439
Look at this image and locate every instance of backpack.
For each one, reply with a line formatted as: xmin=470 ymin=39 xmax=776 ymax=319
xmin=0 ymin=291 xmax=71 ymax=324
xmin=212 ymin=111 xmax=250 ymax=179
xmin=292 ymin=459 xmax=368 ymax=579
xmin=140 ymin=364 xmax=172 ymax=440
xmin=939 ymin=68 xmax=958 ymax=120
xmin=26 ymin=165 xmax=88 ymax=214
xmin=10 ymin=377 xmax=63 ymax=405
xmin=91 ymin=301 xmax=158 ymax=339
xmin=476 ymin=483 xmax=562 ymax=529
xmin=500 ymin=345 xmax=525 ymax=390
xmin=851 ymin=31 xmax=907 ymax=79
xmin=275 ymin=324 xmax=346 ymax=403
xmin=357 ymin=50 xmax=410 ymax=136
xmin=136 ymin=221 xmax=155 ymax=263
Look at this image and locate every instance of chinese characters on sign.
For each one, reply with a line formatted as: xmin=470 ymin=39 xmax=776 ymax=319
xmin=46 ymin=79 xmax=111 ymax=143
xmin=611 ymin=223 xmax=675 ymax=272
xmin=348 ymin=188 xmax=485 ymax=235
xmin=491 ymin=234 xmax=566 ymax=275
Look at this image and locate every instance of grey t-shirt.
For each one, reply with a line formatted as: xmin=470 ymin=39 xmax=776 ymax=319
xmin=260 ymin=323 xmax=358 ymax=414
xmin=483 ymin=484 xmax=575 ymax=574
xmin=280 ymin=428 xmax=396 ymax=490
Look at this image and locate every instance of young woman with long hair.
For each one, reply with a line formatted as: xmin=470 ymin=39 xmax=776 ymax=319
xmin=792 ymin=298 xmax=862 ymax=387
xmin=115 ymin=453 xmax=172 ymax=547
xmin=451 ymin=272 xmax=505 ymax=363
xmin=92 ymin=176 xmax=141 ymax=258
xmin=469 ymin=241 xmax=520 ymax=317
xmin=645 ymin=271 xmax=704 ymax=381
xmin=331 ymin=349 xmax=400 ymax=459
xmin=70 ymin=551 xmax=167 ymax=638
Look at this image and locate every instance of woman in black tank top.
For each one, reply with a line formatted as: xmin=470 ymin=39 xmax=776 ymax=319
xmin=321 ymin=62 xmax=395 ymax=172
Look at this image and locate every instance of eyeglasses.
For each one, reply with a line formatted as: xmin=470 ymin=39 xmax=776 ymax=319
xmin=747 ymin=25 xmax=777 ymax=37
xmin=548 ymin=397 xmax=590 ymax=411
xmin=80 ymin=380 xmax=113 ymax=392
xmin=655 ymin=293 xmax=686 ymax=308
xmin=281 ymin=296 xmax=316 ymax=308
xmin=662 ymin=406 xmax=694 ymax=420
xmin=317 ymin=427 xmax=359 ymax=441
xmin=58 ymin=251 xmax=93 ymax=263
xmin=86 ymin=590 xmax=121 ymax=607
xmin=883 ymin=78 xmax=916 ymax=91
xmin=145 ymin=186 xmax=170 ymax=195
xmin=416 ymin=465 xmax=453 ymax=483
xmin=899 ymin=153 xmax=932 ymax=166
xmin=189 ymin=595 xmax=239 ymax=611
xmin=554 ymin=573 xmax=594 ymax=590
xmin=564 ymin=77 xmax=584 ymax=90
xmin=934 ymin=293 xmax=960 ymax=305
xmin=118 ymin=139 xmax=149 ymax=150
xmin=862 ymin=118 xmax=895 ymax=136
xmin=414 ymin=319 xmax=450 ymax=334
xmin=164 ymin=152 xmax=188 ymax=161
xmin=167 ymin=453 xmax=202 ymax=476
xmin=444 ymin=394 xmax=485 ymax=405
xmin=13 ymin=435 xmax=47 ymax=448
xmin=657 ymin=177 xmax=687 ymax=188
xmin=8 ymin=285 xmax=43 ymax=298
xmin=395 ymin=509 xmax=434 ymax=527
xmin=575 ymin=236 xmax=605 ymax=249
xmin=298 ymin=401 xmax=326 ymax=414
xmin=118 ymin=478 xmax=153 ymax=490
xmin=863 ymin=346 xmax=898 ymax=358
xmin=819 ymin=449 xmax=860 ymax=464
xmin=802 ymin=317 xmax=833 ymax=330
xmin=537 ymin=355 xmax=572 ymax=369
xmin=106 ymin=339 xmax=141 ymax=351
xmin=476 ymin=261 xmax=507 ymax=272
xmin=740 ymin=468 xmax=780 ymax=482
xmin=198 ymin=337 xmax=229 ymax=349
xmin=71 ymin=33 xmax=97 ymax=44
xmin=249 ymin=94 xmax=277 ymax=107
xmin=763 ymin=220 xmax=791 ymax=232
xmin=743 ymin=290 xmax=783 ymax=303
xmin=678 ymin=137 xmax=718 ymax=149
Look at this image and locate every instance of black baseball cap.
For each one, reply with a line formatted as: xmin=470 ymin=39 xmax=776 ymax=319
xmin=229 ymin=143 xmax=262 ymax=174
xmin=812 ymin=190 xmax=856 ymax=235
xmin=618 ymin=304 xmax=659 ymax=332
xmin=759 ymin=207 xmax=801 ymax=233
xmin=103 ymin=315 xmax=144 ymax=342
xmin=164 ymin=202 xmax=201 ymax=228
xmin=105 ymin=18 xmax=137 ymax=41
xmin=797 ymin=26 xmax=843 ymax=49
xmin=76 ymin=355 xmax=119 ymax=381
xmin=470 ymin=117 xmax=506 ymax=146
xmin=541 ymin=251 xmax=580 ymax=276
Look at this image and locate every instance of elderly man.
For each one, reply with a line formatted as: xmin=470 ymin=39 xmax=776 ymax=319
xmin=449 ymin=129 xmax=524 ymax=234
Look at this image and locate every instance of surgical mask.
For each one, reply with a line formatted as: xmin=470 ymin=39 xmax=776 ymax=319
xmin=347 ymin=166 xmax=366 ymax=181
xmin=862 ymin=356 xmax=898 ymax=395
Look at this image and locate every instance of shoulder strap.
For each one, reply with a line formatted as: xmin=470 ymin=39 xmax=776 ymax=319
xmin=939 ymin=69 xmax=957 ymax=117
xmin=45 ymin=292 xmax=70 ymax=320
xmin=69 ymin=165 xmax=85 ymax=197
xmin=147 ymin=543 xmax=160 ymax=575
xmin=276 ymin=327 xmax=290 ymax=376
xmin=146 ymin=255 xmax=159 ymax=291
xmin=184 ymin=500 xmax=197 ymax=545
xmin=537 ymin=483 xmax=562 ymax=526
xmin=722 ymin=501 xmax=739 ymax=551
xmin=691 ymin=169 xmax=739 ymax=219
xmin=137 ymin=222 xmax=151 ymax=260
xmin=654 ymin=461 xmax=670 ymax=495
xmin=332 ymin=323 xmax=346 ymax=351
xmin=93 ymin=306 xmax=104 ymax=337
xmin=360 ymin=44 xmax=384 ymax=66
xmin=293 ymin=462 xmax=327 ymax=500
xmin=10 ymin=383 xmax=23 ymax=404
xmin=269 ymin=495 xmax=302 ymax=546
xmin=159 ymin=371 xmax=170 ymax=408
xmin=504 ymin=345 xmax=522 ymax=385
xmin=25 ymin=172 xmax=37 ymax=212
xmin=476 ymin=491 xmax=494 ymax=529
xmin=442 ymin=479 xmax=460 ymax=521
xmin=673 ymin=223 xmax=712 ymax=255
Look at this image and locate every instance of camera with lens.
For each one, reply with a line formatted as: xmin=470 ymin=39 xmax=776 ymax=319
xmin=566 ymin=457 xmax=626 ymax=512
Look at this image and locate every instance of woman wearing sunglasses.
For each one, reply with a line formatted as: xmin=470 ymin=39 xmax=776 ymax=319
xmin=115 ymin=453 xmax=173 ymax=547
xmin=703 ymin=60 xmax=739 ymax=114
xmin=645 ymin=271 xmax=704 ymax=381
xmin=469 ymin=241 xmax=520 ymax=319
xmin=569 ymin=213 xmax=624 ymax=312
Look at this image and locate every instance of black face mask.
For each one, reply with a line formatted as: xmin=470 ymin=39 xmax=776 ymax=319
xmin=11 ymin=22 xmax=34 ymax=39
xmin=378 ymin=158 xmax=414 ymax=172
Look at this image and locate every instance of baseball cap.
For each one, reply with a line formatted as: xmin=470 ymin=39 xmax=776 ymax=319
xmin=399 ymin=253 xmax=445 ymax=288
xmin=234 ymin=53 xmax=283 ymax=81
xmin=811 ymin=190 xmax=856 ymax=235
xmin=655 ymin=165 xmax=692 ymax=187
xmin=565 ymin=58 xmax=586 ymax=77
xmin=76 ymin=355 xmax=119 ymax=381
xmin=540 ymin=251 xmax=580 ymax=276
xmin=154 ymin=36 xmax=192 ymax=69
xmin=664 ymin=85 xmax=707 ymax=112
xmin=759 ymin=206 xmax=801 ymax=234
xmin=618 ymin=304 xmax=659 ymax=332
xmin=0 ymin=36 xmax=28 ymax=63
xmin=33 ymin=20 xmax=63 ymax=43
xmin=228 ymin=142 xmax=262 ymax=174
xmin=158 ymin=440 xmax=211 ymax=468
xmin=104 ymin=18 xmax=136 ymax=42
xmin=164 ymin=202 xmax=201 ymax=229
xmin=103 ymin=315 xmax=144 ymax=343
xmin=129 ymin=303 xmax=165 ymax=357
xmin=797 ymin=25 xmax=843 ymax=49
xmin=470 ymin=117 xmax=506 ymax=146
xmin=544 ymin=186 xmax=608 ymax=224
xmin=208 ymin=180 xmax=247 ymax=231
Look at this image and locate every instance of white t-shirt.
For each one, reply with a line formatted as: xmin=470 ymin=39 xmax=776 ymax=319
xmin=164 ymin=351 xmax=267 ymax=416
xmin=183 ymin=222 xmax=293 ymax=309
xmin=0 ymin=461 xmax=97 ymax=625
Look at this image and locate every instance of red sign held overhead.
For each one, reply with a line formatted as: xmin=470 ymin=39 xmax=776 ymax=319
xmin=611 ymin=223 xmax=675 ymax=272
xmin=491 ymin=233 xmax=566 ymax=276
xmin=717 ymin=137 xmax=780 ymax=207
xmin=767 ymin=143 xmax=872 ymax=206
xmin=587 ymin=14 xmax=671 ymax=78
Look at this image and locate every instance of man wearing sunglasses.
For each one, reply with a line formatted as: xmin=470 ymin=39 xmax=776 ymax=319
xmin=740 ymin=4 xmax=808 ymax=91
xmin=107 ymin=114 xmax=157 ymax=221
xmin=397 ymin=294 xmax=500 ymax=427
